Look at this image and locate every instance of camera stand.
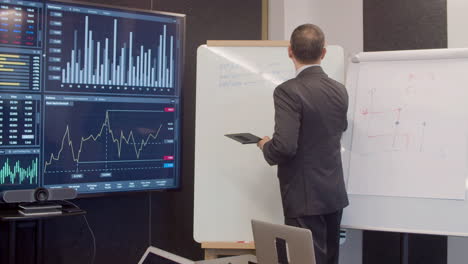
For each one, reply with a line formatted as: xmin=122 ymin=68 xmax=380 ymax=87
xmin=18 ymin=202 xmax=63 ymax=216
xmin=0 ymin=202 xmax=86 ymax=264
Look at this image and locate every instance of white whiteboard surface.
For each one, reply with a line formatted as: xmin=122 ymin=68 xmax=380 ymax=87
xmin=342 ymin=48 xmax=468 ymax=236
xmin=348 ymin=60 xmax=467 ymax=200
xmin=194 ymin=44 xmax=345 ymax=242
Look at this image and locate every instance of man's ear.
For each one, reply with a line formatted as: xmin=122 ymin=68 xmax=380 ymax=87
xmin=288 ymin=45 xmax=294 ymax=59
xmin=321 ymin=47 xmax=327 ymax=60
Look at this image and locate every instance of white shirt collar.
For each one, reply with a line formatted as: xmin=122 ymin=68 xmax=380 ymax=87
xmin=296 ymin=64 xmax=321 ymax=77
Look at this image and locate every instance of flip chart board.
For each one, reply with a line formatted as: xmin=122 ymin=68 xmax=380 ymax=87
xmin=342 ymin=48 xmax=468 ymax=236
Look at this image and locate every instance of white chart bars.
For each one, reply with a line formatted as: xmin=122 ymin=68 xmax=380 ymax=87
xmin=62 ymin=16 xmax=175 ymax=88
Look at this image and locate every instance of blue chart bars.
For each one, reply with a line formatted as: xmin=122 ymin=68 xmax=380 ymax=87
xmin=60 ymin=17 xmax=175 ymax=88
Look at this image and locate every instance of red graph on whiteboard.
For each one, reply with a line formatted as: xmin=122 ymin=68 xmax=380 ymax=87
xmin=359 ymin=86 xmax=427 ymax=153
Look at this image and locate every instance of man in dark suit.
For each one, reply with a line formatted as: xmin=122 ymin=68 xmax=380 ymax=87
xmin=257 ymin=24 xmax=349 ymax=264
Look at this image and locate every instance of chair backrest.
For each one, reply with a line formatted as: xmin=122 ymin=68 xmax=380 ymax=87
xmin=251 ymin=220 xmax=316 ymax=264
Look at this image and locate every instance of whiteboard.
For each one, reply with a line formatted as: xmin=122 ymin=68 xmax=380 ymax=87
xmin=194 ymin=44 xmax=345 ymax=242
xmin=342 ymin=48 xmax=468 ymax=236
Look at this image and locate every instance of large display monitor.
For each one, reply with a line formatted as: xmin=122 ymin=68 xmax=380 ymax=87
xmin=0 ymin=0 xmax=185 ymax=195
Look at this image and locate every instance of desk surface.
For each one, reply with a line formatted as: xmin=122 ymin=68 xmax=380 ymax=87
xmin=201 ymin=242 xmax=255 ymax=250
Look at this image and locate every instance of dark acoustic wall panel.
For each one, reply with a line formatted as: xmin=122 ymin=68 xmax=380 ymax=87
xmin=364 ymin=0 xmax=447 ymax=51
xmin=363 ymin=232 xmax=401 ymax=264
xmin=41 ymin=0 xmax=262 ymax=263
xmin=408 ymin=234 xmax=447 ymax=263
xmin=152 ymin=0 xmax=262 ymax=259
xmin=44 ymin=192 xmax=176 ymax=264
xmin=43 ymin=193 xmax=154 ymax=264
xmin=0 ymin=223 xmax=7 ymax=264
xmin=363 ymin=0 xmax=448 ymax=263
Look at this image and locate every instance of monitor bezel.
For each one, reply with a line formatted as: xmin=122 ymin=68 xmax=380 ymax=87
xmin=41 ymin=0 xmax=186 ymax=198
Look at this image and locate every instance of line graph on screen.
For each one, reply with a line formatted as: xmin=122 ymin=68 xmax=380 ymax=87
xmin=44 ymin=110 xmax=164 ymax=172
xmin=43 ymin=98 xmax=177 ymax=186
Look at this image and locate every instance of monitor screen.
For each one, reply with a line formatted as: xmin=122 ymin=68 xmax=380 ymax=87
xmin=0 ymin=0 xmax=44 ymax=192
xmin=0 ymin=0 xmax=184 ymax=194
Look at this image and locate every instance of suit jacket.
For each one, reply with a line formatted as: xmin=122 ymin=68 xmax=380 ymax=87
xmin=262 ymin=66 xmax=349 ymax=218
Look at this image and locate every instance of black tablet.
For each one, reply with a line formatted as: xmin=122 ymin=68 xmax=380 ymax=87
xmin=225 ymin=133 xmax=262 ymax=144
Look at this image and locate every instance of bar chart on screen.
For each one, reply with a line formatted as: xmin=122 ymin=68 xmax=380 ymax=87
xmin=0 ymin=0 xmax=43 ymax=92
xmin=0 ymin=48 xmax=41 ymax=91
xmin=45 ymin=2 xmax=179 ymax=96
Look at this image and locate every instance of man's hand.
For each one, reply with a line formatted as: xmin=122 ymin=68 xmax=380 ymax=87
xmin=257 ymin=136 xmax=271 ymax=150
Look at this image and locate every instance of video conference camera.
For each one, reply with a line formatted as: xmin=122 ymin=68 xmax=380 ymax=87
xmin=0 ymin=187 xmax=77 ymax=203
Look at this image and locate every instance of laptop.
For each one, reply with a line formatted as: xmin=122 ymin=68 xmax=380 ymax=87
xmin=138 ymin=247 xmax=194 ymax=264
xmin=138 ymin=246 xmax=257 ymax=264
xmin=251 ymin=220 xmax=316 ymax=264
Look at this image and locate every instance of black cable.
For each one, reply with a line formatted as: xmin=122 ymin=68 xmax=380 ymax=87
xmin=63 ymin=200 xmax=96 ymax=264
xmin=148 ymin=191 xmax=152 ymax=246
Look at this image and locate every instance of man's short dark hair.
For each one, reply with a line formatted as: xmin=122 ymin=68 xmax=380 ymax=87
xmin=290 ymin=24 xmax=325 ymax=64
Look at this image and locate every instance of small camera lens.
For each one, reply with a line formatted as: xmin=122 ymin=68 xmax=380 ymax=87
xmin=34 ymin=188 xmax=49 ymax=202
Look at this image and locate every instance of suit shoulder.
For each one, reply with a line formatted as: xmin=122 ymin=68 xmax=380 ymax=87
xmin=274 ymin=78 xmax=301 ymax=96
xmin=324 ymin=76 xmax=346 ymax=90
